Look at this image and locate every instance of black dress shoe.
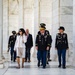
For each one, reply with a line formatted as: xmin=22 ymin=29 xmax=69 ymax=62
xmin=37 ymin=63 xmax=40 ymax=67
xmin=13 ymin=60 xmax=16 ymax=62
xmin=48 ymin=59 xmax=52 ymax=61
xmin=62 ymin=66 xmax=66 ymax=69
xmin=47 ymin=62 xmax=49 ymax=64
xmin=43 ymin=66 xmax=46 ymax=69
xmin=58 ymin=65 xmax=61 ymax=68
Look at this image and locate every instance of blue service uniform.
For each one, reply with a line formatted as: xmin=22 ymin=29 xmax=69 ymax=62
xmin=36 ymin=31 xmax=50 ymax=68
xmin=55 ymin=33 xmax=69 ymax=68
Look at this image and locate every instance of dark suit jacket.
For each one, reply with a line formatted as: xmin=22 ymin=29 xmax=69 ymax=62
xmin=25 ymin=34 xmax=33 ymax=48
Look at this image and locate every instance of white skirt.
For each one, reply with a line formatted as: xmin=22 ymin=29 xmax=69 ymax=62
xmin=16 ymin=47 xmax=25 ymax=58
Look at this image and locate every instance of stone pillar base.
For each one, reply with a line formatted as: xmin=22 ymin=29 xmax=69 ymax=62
xmin=2 ymin=56 xmax=5 ymax=59
xmin=0 ymin=61 xmax=4 ymax=69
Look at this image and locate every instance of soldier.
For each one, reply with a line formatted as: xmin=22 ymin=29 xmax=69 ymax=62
xmin=55 ymin=26 xmax=69 ymax=69
xmin=8 ymin=31 xmax=17 ymax=62
xmin=38 ymin=23 xmax=52 ymax=64
xmin=35 ymin=25 xmax=50 ymax=69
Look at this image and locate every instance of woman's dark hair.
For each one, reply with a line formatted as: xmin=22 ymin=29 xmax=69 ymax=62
xmin=18 ymin=28 xmax=26 ymax=35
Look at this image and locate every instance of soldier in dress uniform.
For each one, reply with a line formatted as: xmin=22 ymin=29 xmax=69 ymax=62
xmin=35 ymin=25 xmax=50 ymax=69
xmin=8 ymin=31 xmax=17 ymax=62
xmin=38 ymin=23 xmax=52 ymax=64
xmin=55 ymin=26 xmax=69 ymax=69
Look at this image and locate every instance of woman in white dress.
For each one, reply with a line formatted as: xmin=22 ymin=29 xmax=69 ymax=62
xmin=14 ymin=28 xmax=27 ymax=68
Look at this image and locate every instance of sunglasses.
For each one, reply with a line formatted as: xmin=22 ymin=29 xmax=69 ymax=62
xmin=19 ymin=31 xmax=22 ymax=32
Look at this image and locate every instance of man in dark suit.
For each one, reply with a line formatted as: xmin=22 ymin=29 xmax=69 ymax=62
xmin=8 ymin=31 xmax=17 ymax=62
xmin=25 ymin=29 xmax=33 ymax=62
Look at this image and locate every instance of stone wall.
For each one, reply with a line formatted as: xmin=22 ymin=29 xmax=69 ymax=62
xmin=51 ymin=0 xmax=60 ymax=60
xmin=51 ymin=0 xmax=73 ymax=61
xmin=3 ymin=0 xmax=74 ymax=64
xmin=3 ymin=0 xmax=34 ymax=51
xmin=3 ymin=0 xmax=9 ymax=51
xmin=60 ymin=0 xmax=73 ymax=62
xmin=40 ymin=0 xmax=52 ymax=32
xmin=0 ymin=0 xmax=3 ymax=60
xmin=73 ymin=0 xmax=75 ymax=67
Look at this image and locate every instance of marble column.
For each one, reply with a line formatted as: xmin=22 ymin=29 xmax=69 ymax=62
xmin=34 ymin=0 xmax=40 ymax=37
xmin=51 ymin=0 xmax=60 ymax=60
xmin=18 ymin=0 xmax=24 ymax=28
xmin=73 ymin=0 xmax=75 ymax=67
xmin=3 ymin=0 xmax=9 ymax=52
xmin=59 ymin=0 xmax=73 ymax=62
xmin=32 ymin=0 xmax=40 ymax=57
xmin=51 ymin=0 xmax=73 ymax=61
xmin=0 ymin=0 xmax=4 ymax=68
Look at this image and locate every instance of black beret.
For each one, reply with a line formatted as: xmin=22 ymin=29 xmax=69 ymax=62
xmin=58 ymin=26 xmax=65 ymax=31
xmin=12 ymin=31 xmax=16 ymax=34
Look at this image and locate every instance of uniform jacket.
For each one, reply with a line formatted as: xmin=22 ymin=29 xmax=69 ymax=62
xmin=38 ymin=30 xmax=52 ymax=46
xmin=36 ymin=31 xmax=51 ymax=51
xmin=8 ymin=35 xmax=16 ymax=48
xmin=55 ymin=33 xmax=69 ymax=50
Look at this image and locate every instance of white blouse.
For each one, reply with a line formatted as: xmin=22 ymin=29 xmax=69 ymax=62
xmin=14 ymin=34 xmax=27 ymax=50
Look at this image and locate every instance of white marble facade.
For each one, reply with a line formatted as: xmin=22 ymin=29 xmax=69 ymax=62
xmin=59 ymin=0 xmax=73 ymax=62
xmin=73 ymin=0 xmax=75 ymax=67
xmin=0 ymin=0 xmax=4 ymax=68
xmin=2 ymin=0 xmax=75 ymax=66
xmin=0 ymin=0 xmax=3 ymax=60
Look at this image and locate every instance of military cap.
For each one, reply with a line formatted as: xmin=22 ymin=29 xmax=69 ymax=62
xmin=12 ymin=31 xmax=16 ymax=34
xmin=40 ymin=25 xmax=46 ymax=30
xmin=58 ymin=26 xmax=65 ymax=31
xmin=40 ymin=23 xmax=46 ymax=27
